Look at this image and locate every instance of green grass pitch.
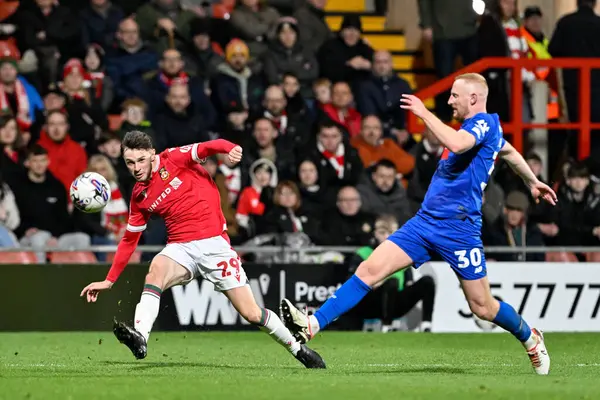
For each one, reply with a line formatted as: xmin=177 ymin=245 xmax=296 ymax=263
xmin=1 ymin=332 xmax=599 ymax=400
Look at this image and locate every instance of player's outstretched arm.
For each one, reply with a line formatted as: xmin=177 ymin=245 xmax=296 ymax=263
xmin=400 ymin=94 xmax=476 ymax=153
xmin=194 ymin=139 xmax=242 ymax=163
xmin=499 ymin=141 xmax=558 ymax=205
xmin=80 ymin=229 xmax=142 ymax=302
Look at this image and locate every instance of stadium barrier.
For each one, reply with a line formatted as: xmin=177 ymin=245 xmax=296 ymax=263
xmin=3 ymin=261 xmax=600 ymax=332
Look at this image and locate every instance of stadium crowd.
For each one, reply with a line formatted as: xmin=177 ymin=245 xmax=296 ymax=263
xmin=0 ymin=0 xmax=598 ymax=266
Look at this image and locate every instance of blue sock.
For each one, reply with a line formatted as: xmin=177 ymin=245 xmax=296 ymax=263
xmin=314 ymin=275 xmax=371 ymax=330
xmin=492 ymin=301 xmax=532 ymax=342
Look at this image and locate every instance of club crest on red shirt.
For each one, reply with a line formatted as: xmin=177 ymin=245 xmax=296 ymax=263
xmin=160 ymin=167 xmax=170 ymax=181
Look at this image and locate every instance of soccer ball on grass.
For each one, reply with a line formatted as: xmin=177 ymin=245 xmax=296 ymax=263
xmin=70 ymin=172 xmax=111 ymax=213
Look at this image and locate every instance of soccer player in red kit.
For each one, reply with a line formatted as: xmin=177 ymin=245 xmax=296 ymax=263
xmin=80 ymin=131 xmax=326 ymax=368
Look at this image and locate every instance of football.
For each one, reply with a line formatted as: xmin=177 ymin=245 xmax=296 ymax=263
xmin=70 ymin=172 xmax=111 ymax=213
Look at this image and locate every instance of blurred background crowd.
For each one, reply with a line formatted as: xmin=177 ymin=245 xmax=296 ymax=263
xmin=0 ymin=0 xmax=598 ymax=266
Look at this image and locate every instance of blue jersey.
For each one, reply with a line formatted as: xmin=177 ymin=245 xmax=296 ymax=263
xmin=419 ymin=112 xmax=505 ymax=226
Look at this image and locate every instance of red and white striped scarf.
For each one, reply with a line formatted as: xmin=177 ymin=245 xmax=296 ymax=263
xmin=0 ymin=80 xmax=30 ymax=129
xmin=318 ymin=141 xmax=345 ymax=178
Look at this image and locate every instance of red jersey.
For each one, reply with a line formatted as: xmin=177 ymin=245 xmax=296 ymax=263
xmin=106 ymin=139 xmax=236 ymax=283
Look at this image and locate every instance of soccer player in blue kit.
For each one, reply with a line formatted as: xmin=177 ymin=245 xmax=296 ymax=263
xmin=280 ymin=73 xmax=557 ymax=375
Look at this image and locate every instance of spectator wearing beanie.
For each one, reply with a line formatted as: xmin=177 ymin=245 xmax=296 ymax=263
xmin=317 ymin=14 xmax=374 ymax=87
xmin=186 ymin=17 xmax=224 ymax=85
xmin=59 ymin=58 xmax=109 ymax=154
xmin=210 ymin=39 xmax=265 ymax=125
xmin=263 ymin=17 xmax=319 ymax=99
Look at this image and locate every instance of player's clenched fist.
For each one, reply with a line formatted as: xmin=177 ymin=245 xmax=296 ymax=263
xmin=80 ymin=279 xmax=113 ymax=303
xmin=228 ymin=146 xmax=243 ymax=164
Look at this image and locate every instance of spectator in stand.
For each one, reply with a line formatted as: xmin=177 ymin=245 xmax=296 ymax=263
xmin=542 ymin=163 xmax=600 ymax=253
xmin=350 ymin=115 xmax=415 ymax=184
xmin=0 ymin=173 xmax=20 ymax=247
xmin=143 ymin=48 xmax=215 ymax=127
xmin=357 ymin=159 xmax=412 ymax=225
xmin=74 ymin=154 xmax=128 ymax=261
xmin=29 ymin=88 xmax=65 ymax=144
xmin=210 ymin=39 xmax=265 ymax=123
xmin=241 ymin=117 xmax=296 ymax=184
xmin=0 ymin=113 xmax=26 ymax=186
xmin=549 ymin=0 xmax=600 ymax=160
xmin=293 ymin=0 xmax=332 ymax=54
xmin=13 ymin=145 xmax=90 ymax=262
xmin=59 ymin=59 xmax=109 ymax=154
xmin=263 ymin=17 xmax=319 ymax=99
xmin=152 ymin=81 xmax=210 ymax=152
xmin=312 ymin=77 xmax=331 ymax=110
xmin=201 ymin=155 xmax=239 ymax=239
xmin=185 ymin=17 xmax=224 ymax=87
xmin=321 ymin=81 xmax=362 ymax=138
xmin=322 ymin=185 xmax=375 ymax=246
xmin=482 ymin=191 xmax=544 ymax=262
xmin=282 ymin=73 xmax=311 ymax=120
xmin=257 ymin=180 xmax=321 ymax=243
xmin=37 ymin=110 xmax=88 ymax=193
xmin=135 ymin=0 xmax=196 ymax=55
xmin=105 ymin=18 xmax=159 ymax=108
xmin=230 ymin=0 xmax=280 ymax=67
xmin=318 ymin=15 xmax=374 ymax=87
xmin=80 ymin=0 xmax=124 ymax=52
xmin=236 ymin=158 xmax=278 ymax=233
xmin=16 ymin=0 xmax=82 ymax=91
xmin=296 ymin=158 xmax=335 ymax=217
xmin=260 ymin=85 xmax=310 ymax=151
xmin=84 ymin=44 xmax=114 ymax=112
xmin=97 ymin=132 xmax=134 ymax=201
xmin=117 ymin=98 xmax=154 ymax=140
xmin=478 ymin=0 xmax=534 ymax=123
xmin=418 ymin=0 xmax=478 ymax=122
xmin=302 ymin=120 xmax=363 ymax=189
xmin=0 ymin=55 xmax=43 ymax=132
xmin=406 ymin=128 xmax=443 ymax=213
xmin=357 ymin=50 xmax=413 ymax=143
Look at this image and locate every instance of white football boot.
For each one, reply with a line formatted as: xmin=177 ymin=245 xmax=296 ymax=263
xmin=280 ymin=298 xmax=316 ymax=344
xmin=525 ymin=328 xmax=550 ymax=375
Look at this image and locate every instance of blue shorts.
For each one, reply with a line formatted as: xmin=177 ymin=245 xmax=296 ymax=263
xmin=387 ymin=213 xmax=487 ymax=280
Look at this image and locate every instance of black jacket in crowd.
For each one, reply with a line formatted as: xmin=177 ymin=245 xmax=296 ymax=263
xmin=152 ymin=102 xmax=210 ymax=153
xmin=11 ymin=171 xmax=74 ymax=238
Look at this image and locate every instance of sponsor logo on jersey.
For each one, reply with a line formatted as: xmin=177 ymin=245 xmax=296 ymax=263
xmin=147 ymin=177 xmax=182 ymax=212
xmin=159 ymin=167 xmax=169 ymax=181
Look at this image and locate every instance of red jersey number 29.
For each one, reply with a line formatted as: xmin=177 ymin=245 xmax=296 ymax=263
xmin=217 ymin=258 xmax=241 ymax=281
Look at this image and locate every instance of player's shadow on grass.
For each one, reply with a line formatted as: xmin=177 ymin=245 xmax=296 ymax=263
xmin=348 ymin=366 xmax=467 ymax=375
xmin=101 ymin=361 xmax=298 ymax=370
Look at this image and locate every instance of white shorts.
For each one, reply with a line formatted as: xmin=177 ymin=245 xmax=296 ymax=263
xmin=158 ymin=235 xmax=248 ymax=291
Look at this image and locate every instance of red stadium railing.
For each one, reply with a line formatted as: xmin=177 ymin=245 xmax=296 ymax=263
xmin=407 ymin=57 xmax=600 ymax=159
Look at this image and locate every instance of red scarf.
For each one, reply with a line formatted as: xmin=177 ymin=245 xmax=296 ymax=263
xmin=159 ymin=71 xmax=189 ymax=87
xmin=0 ymin=80 xmax=30 ymax=130
xmin=265 ymin=110 xmax=288 ymax=133
xmin=89 ymin=72 xmax=104 ymax=99
xmin=318 ymin=142 xmax=345 ymax=178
